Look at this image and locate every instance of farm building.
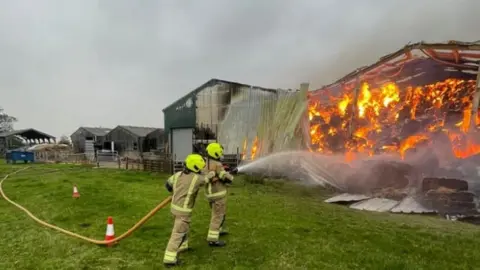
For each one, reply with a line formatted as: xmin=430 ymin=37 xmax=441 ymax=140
xmin=162 ymin=78 xmax=299 ymax=162
xmin=0 ymin=128 xmax=56 ymax=155
xmin=70 ymin=127 xmax=111 ymax=153
xmin=304 ymin=40 xmax=480 ymax=218
xmin=104 ymin=125 xmax=164 ymax=157
xmin=307 ymin=40 xmax=480 ymax=158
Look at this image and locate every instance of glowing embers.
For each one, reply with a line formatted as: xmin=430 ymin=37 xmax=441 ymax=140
xmin=308 ymin=78 xmax=479 ymax=161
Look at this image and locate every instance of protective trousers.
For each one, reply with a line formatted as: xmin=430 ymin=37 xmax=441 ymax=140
xmin=163 ymin=215 xmax=190 ymax=264
xmin=207 ymin=197 xmax=226 ymax=242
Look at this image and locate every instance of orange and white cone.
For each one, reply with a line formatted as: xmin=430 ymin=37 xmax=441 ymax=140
xmin=72 ymin=185 xmax=80 ymax=198
xmin=105 ymin=216 xmax=115 ymax=247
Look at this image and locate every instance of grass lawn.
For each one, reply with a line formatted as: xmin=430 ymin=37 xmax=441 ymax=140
xmin=1 ymin=162 xmax=480 ymax=270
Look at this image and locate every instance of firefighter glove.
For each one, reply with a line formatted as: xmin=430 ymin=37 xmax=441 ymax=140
xmin=222 ymin=175 xmax=233 ymax=184
xmin=165 ymin=182 xmax=173 ymax=193
xmin=206 ymin=171 xmax=216 ymax=180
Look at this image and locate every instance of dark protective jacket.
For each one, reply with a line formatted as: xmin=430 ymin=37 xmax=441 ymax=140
xmin=203 ymin=158 xmax=234 ymax=201
xmin=165 ymin=171 xmax=214 ymax=216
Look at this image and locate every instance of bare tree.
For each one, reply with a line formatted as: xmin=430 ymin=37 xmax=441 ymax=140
xmin=0 ymin=107 xmax=17 ymax=133
xmin=58 ymin=135 xmax=72 ymax=146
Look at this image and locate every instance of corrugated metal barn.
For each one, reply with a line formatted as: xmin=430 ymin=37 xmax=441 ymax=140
xmin=70 ymin=127 xmax=111 ymax=153
xmin=162 ymin=78 xmax=281 ymax=161
xmin=0 ymin=128 xmax=56 ymax=155
xmin=104 ymin=125 xmax=164 ymax=156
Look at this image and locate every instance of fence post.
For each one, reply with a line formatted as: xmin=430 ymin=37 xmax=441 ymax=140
xmin=126 ymin=157 xmax=129 ymax=170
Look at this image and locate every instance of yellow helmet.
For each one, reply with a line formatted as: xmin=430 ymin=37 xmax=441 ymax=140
xmin=185 ymin=153 xmax=206 ymax=173
xmin=206 ymin=142 xmax=224 ymax=160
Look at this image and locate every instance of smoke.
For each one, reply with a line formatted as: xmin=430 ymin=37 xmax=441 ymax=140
xmin=238 ymin=142 xmax=480 ymax=194
xmin=237 ymin=150 xmax=347 ymax=189
xmin=302 ymin=0 xmax=480 ymax=88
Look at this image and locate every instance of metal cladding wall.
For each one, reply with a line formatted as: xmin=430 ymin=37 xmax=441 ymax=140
xmin=163 ymin=92 xmax=197 ymax=133
xmin=215 ymin=85 xmax=278 ymax=154
xmin=218 ymin=85 xmax=309 ymax=160
xmin=163 ymin=79 xmax=309 ymax=159
xmin=194 ymin=81 xmax=281 ymax=154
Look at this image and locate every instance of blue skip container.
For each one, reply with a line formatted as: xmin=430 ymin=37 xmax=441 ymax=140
xmin=5 ymin=151 xmax=35 ymax=164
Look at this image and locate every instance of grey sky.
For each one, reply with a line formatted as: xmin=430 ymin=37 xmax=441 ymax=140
xmin=1 ymin=0 xmax=479 ymax=138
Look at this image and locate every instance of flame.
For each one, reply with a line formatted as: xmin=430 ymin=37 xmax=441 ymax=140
xmin=338 ymin=94 xmax=351 ymax=116
xmin=250 ymin=136 xmax=258 ymax=160
xmin=308 ymin=78 xmax=479 ymax=161
xmin=398 ymin=134 xmax=429 ymax=159
xmin=240 ymin=138 xmax=247 ymax=160
xmin=447 ymin=131 xmax=480 ymax=158
xmin=455 ymin=97 xmax=472 ymax=133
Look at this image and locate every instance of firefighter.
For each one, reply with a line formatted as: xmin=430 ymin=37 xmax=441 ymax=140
xmin=163 ymin=153 xmax=216 ymax=267
xmin=204 ymin=142 xmax=234 ymax=247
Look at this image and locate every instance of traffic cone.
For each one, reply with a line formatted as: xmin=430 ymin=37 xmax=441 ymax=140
xmin=104 ymin=216 xmax=115 ymax=247
xmin=72 ymin=185 xmax=80 ymax=198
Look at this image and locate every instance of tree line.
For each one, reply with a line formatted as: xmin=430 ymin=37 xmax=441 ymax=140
xmin=0 ymin=107 xmax=17 ymax=133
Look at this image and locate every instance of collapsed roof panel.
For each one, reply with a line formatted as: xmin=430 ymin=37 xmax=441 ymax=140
xmin=324 ymin=193 xmax=371 ymax=203
xmin=390 ymin=196 xmax=437 ymax=214
xmin=349 ymin=198 xmax=400 ymax=212
xmin=310 ymin=40 xmax=480 ymax=102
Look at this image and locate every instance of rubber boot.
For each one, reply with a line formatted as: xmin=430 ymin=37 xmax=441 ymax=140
xmin=219 ymin=228 xmax=229 ymax=236
xmin=208 ymin=240 xmax=226 ymax=247
xmin=164 ymin=259 xmax=181 ymax=268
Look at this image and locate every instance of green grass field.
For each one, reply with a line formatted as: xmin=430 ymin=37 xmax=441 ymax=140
xmin=1 ymin=163 xmax=480 ymax=270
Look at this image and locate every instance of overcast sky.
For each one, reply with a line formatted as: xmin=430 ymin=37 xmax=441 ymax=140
xmin=0 ymin=0 xmax=479 ymax=138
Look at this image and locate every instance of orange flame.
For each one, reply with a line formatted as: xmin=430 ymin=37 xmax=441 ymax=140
xmin=250 ymin=136 xmax=258 ymax=160
xmin=308 ymin=78 xmax=479 ymax=161
xmin=240 ymin=138 xmax=247 ymax=160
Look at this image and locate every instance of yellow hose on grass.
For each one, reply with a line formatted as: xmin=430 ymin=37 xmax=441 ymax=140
xmin=0 ymin=167 xmax=172 ymax=246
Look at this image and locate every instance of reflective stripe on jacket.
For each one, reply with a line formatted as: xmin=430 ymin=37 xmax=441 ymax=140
xmin=167 ymin=171 xmax=209 ymax=216
xmin=203 ymin=159 xmax=233 ymax=201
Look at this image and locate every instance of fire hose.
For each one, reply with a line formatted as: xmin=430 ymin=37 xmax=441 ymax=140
xmin=0 ymin=167 xmax=172 ymax=246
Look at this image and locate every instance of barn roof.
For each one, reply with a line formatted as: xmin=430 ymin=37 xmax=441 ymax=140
xmin=81 ymin=127 xmax=111 ymax=136
xmin=162 ymin=78 xmax=280 ymax=112
xmin=310 ymin=40 xmax=480 ymax=100
xmin=117 ymin=125 xmax=163 ymax=138
xmin=0 ymin=128 xmax=55 ymax=140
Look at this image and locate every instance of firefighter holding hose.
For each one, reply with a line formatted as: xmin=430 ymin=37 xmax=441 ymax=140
xmin=204 ymin=142 xmax=235 ymax=247
xmin=163 ymin=153 xmax=216 ymax=267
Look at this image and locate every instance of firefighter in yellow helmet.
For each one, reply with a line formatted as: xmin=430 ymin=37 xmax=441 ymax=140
xmin=204 ymin=142 xmax=235 ymax=247
xmin=163 ymin=153 xmax=216 ymax=267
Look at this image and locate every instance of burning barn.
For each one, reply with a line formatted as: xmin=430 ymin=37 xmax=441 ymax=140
xmin=163 ymin=78 xmax=304 ymax=162
xmin=304 ymin=40 xmax=480 ymax=220
xmin=239 ymin=41 xmax=480 ymax=223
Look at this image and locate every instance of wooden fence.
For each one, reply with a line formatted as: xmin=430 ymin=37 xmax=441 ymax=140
xmin=143 ymin=156 xmax=173 ymax=173
xmin=99 ymin=152 xmax=239 ymax=175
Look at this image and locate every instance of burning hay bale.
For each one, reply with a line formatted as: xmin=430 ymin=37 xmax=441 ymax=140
xmin=308 ymin=78 xmax=480 ymax=161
